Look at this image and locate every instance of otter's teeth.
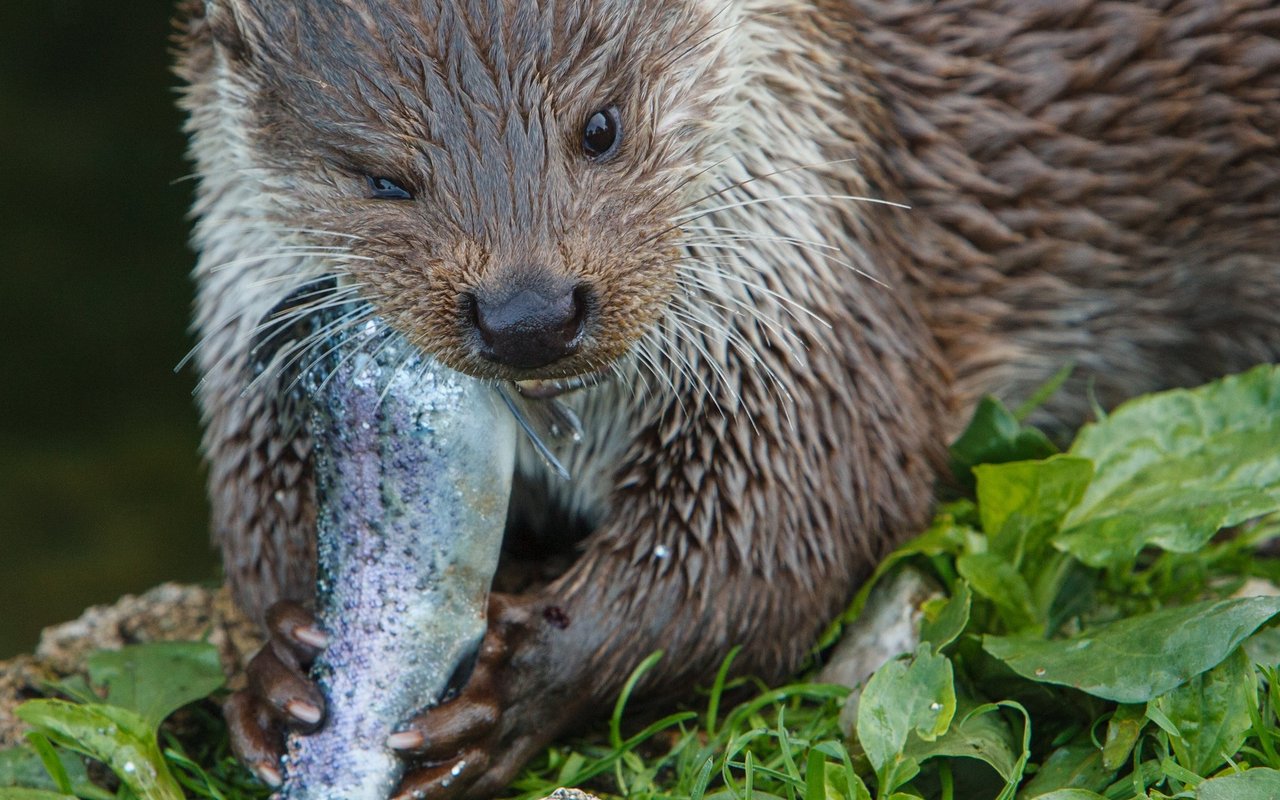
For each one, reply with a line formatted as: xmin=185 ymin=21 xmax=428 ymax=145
xmin=514 ymin=370 xmax=609 ymax=400
xmin=515 ymin=377 xmax=579 ymax=398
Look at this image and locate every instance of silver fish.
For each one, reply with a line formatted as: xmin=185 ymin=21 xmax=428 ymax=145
xmin=279 ymin=307 xmax=517 ymax=800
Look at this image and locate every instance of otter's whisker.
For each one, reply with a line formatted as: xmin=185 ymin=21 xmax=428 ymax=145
xmin=667 ymin=307 xmax=766 ymax=433
xmin=177 ymin=279 xmax=364 ymax=374
xmin=643 ymin=320 xmax=702 ymax=417
xmin=653 ymin=0 xmax=737 ymax=65
xmin=676 ymin=157 xmax=863 ymax=214
xmin=675 ymin=270 xmax=800 ymax=346
xmin=242 ymin=284 xmax=369 ymax=341
xmin=170 ymin=165 xmax=279 ymax=185
xmin=208 ymin=250 xmax=375 ymax=274
xmin=641 ymin=153 xmax=738 ymax=220
xmin=641 ymin=191 xmax=907 ymax=251
xmin=679 ymin=227 xmax=840 ymax=253
xmin=222 ymin=224 xmax=367 ymax=243
xmin=272 ymin=311 xmax=381 ymax=398
xmin=639 ymin=325 xmax=688 ymax=395
xmin=681 ymin=234 xmax=860 ymax=279
xmin=675 ymin=273 xmax=806 ymax=358
xmin=677 ymin=259 xmax=831 ymax=328
xmin=676 ymin=192 xmax=910 ymax=221
xmin=661 ymin=305 xmax=740 ymax=421
xmin=250 ymin=305 xmax=376 ymax=397
xmin=667 ymin=290 xmax=797 ymax=428
xmin=682 ymin=225 xmax=889 ymax=288
xmin=246 ymin=270 xmax=366 ymax=289
xmin=659 ymin=325 xmax=720 ymax=420
xmin=274 ymin=228 xmax=367 ymax=242
xmin=376 ymin=343 xmax=420 ymax=409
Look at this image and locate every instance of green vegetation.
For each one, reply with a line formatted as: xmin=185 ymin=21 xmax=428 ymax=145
xmin=4 ymin=365 xmax=1280 ymax=800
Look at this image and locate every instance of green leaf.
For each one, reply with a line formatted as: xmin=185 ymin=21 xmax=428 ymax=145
xmin=0 ymin=751 xmax=43 ymax=793
xmin=1039 ymin=560 xmax=1098 ymax=637
xmin=949 ymin=397 xmax=1059 ymax=488
xmin=855 ymin=645 xmax=956 ymax=790
xmin=1056 ymin=365 xmax=1280 ymax=567
xmin=43 ymin=677 xmax=97 ymax=707
xmin=15 ymin=700 xmax=183 ymax=800
xmin=1023 ymin=791 xmax=1107 ymax=800
xmin=1196 ymin=768 xmax=1280 ymax=799
xmin=983 ymin=596 xmax=1280 ymax=703
xmin=1101 ymin=705 xmax=1145 ymax=771
xmin=804 ymin=750 xmax=825 ymax=800
xmin=920 ymin=582 xmax=971 ymax=653
xmin=974 ymin=457 xmax=1093 ymax=567
xmin=0 ymin=750 xmax=61 ymax=794
xmin=15 ymin=738 xmax=68 ymax=797
xmin=830 ymin=762 xmax=873 ymax=800
xmin=0 ymin=790 xmax=78 ymax=800
xmin=1145 ymin=703 xmax=1181 ymax=737
xmin=1013 ymin=364 xmax=1076 ymax=422
xmin=1017 ymin=738 xmax=1112 ymax=798
xmin=805 ymin=752 xmax=858 ymax=800
xmin=904 ymin=700 xmax=1019 ymax=783
xmin=958 ymin=554 xmax=1037 ymax=631
xmin=86 ymin=642 xmax=225 ymax=729
xmin=555 ymin=752 xmax=586 ymax=786
xmin=810 ymin=744 xmax=872 ymax=800
xmin=0 ymin=746 xmax=109 ymax=800
xmin=1152 ymin=647 xmax=1256 ymax=777
xmin=1244 ymin=624 xmax=1280 ymax=668
xmin=1161 ymin=757 xmax=1205 ymax=787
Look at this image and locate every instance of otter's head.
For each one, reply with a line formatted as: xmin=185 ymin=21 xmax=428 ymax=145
xmin=183 ymin=0 xmax=739 ymax=383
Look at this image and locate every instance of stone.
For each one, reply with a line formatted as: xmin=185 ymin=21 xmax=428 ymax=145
xmin=0 ymin=582 xmax=260 ymax=748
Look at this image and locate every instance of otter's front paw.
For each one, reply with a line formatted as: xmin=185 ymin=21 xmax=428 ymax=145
xmin=386 ymin=595 xmax=575 ymax=800
xmin=225 ymin=601 xmax=329 ymax=788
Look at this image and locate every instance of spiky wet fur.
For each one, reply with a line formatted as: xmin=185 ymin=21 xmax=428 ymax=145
xmin=175 ymin=0 xmax=1280 ymax=791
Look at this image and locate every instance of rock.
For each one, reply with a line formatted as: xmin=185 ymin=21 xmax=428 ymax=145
xmin=0 ymin=582 xmax=259 ymax=749
xmin=1233 ymin=577 xmax=1280 ymax=598
xmin=816 ymin=566 xmax=942 ymax=737
xmin=541 ymin=789 xmax=600 ymax=800
xmin=0 ymin=655 xmax=58 ymax=748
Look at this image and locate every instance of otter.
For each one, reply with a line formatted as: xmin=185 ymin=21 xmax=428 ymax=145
xmin=173 ymin=0 xmax=1280 ymax=797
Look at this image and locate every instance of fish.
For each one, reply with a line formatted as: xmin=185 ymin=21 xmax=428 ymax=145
xmin=276 ymin=304 xmax=518 ymax=800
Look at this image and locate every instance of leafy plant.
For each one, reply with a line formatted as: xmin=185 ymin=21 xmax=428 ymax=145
xmin=1 ymin=642 xmax=228 ymax=800
xmin=3 ymin=365 xmax=1279 ymax=800
xmin=847 ymin=364 xmax=1280 ymax=799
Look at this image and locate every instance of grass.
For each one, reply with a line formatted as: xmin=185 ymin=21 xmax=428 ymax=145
xmin=3 ymin=364 xmax=1280 ymax=800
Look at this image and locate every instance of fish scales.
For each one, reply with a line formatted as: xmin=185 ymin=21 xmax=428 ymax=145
xmin=281 ymin=309 xmax=517 ymax=800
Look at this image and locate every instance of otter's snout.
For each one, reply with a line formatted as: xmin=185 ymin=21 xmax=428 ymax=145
xmin=466 ymin=278 xmax=588 ymax=370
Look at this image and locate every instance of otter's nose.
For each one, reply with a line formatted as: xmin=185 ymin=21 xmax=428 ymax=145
xmin=468 ymin=281 xmax=588 ymax=370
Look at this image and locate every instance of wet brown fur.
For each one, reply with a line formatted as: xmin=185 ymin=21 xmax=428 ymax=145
xmin=174 ymin=0 xmax=1280 ymax=794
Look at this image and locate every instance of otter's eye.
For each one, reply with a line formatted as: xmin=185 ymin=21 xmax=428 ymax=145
xmin=582 ymin=106 xmax=622 ymax=161
xmin=366 ymin=175 xmax=414 ymax=200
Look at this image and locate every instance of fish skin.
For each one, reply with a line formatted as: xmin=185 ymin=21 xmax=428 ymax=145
xmin=280 ymin=310 xmax=517 ymax=800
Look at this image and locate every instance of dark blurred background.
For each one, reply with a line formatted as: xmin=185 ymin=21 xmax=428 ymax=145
xmin=0 ymin=0 xmax=218 ymax=657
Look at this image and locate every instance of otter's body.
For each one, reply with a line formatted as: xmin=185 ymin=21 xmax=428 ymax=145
xmin=175 ymin=0 xmax=1279 ymax=795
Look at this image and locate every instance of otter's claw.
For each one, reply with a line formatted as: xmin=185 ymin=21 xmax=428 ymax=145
xmin=387 ymin=611 xmax=508 ymax=797
xmin=227 ymin=601 xmax=328 ymax=786
xmin=379 ymin=594 xmax=556 ymax=799
xmin=392 ymin=749 xmax=491 ymax=800
xmin=225 ymin=691 xmax=285 ymax=787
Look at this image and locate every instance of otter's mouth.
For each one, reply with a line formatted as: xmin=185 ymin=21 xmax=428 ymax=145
xmin=512 ymin=369 xmax=608 ymax=399
xmin=255 ymin=279 xmax=595 ymax=483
